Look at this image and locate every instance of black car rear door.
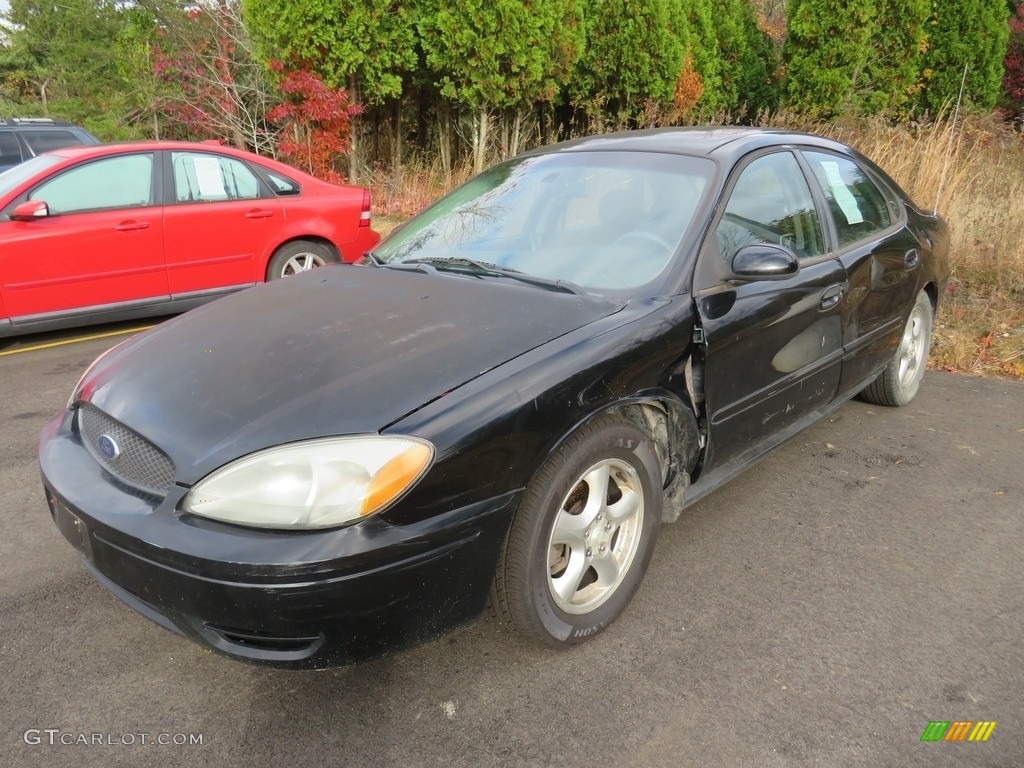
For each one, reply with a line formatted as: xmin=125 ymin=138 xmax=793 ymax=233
xmin=798 ymin=150 xmax=923 ymax=393
xmin=693 ymin=149 xmax=847 ymax=468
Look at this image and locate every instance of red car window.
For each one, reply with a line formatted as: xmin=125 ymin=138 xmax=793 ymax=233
xmin=29 ymin=154 xmax=154 ymax=214
xmin=171 ymin=152 xmax=262 ymax=203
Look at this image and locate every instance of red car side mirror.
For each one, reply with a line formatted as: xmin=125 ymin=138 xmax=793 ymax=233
xmin=11 ymin=200 xmax=50 ymax=221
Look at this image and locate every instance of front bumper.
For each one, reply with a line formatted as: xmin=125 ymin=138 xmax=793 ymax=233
xmin=40 ymin=411 xmax=518 ymax=669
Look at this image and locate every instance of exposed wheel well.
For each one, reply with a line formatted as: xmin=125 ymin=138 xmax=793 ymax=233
xmin=602 ymin=398 xmax=700 ymax=523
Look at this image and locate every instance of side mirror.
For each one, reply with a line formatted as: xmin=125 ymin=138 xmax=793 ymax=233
xmin=12 ymin=200 xmax=50 ymax=221
xmin=730 ymin=243 xmax=800 ymax=280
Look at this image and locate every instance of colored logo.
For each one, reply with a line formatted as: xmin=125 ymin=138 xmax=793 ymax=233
xmin=97 ymin=434 xmax=120 ymax=461
xmin=920 ymin=721 xmax=997 ymax=742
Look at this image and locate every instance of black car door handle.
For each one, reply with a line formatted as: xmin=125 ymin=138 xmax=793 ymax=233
xmin=820 ymin=284 xmax=846 ymax=310
xmin=905 ymin=249 xmax=921 ymax=269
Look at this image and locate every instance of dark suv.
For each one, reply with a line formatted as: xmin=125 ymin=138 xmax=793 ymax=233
xmin=0 ymin=118 xmax=100 ymax=173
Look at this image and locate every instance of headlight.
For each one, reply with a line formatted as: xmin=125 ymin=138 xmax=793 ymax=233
xmin=182 ymin=436 xmax=433 ymax=530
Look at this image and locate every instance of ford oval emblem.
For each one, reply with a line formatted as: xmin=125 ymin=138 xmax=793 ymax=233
xmin=97 ymin=434 xmax=120 ymax=460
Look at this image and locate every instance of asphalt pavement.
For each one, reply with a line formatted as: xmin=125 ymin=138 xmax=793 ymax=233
xmin=1 ymin=328 xmax=1021 ymax=768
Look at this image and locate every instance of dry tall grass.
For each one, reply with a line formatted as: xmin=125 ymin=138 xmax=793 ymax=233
xmin=364 ymin=159 xmax=473 ymax=222
xmin=775 ymin=115 xmax=1024 ymax=377
xmin=366 ymin=116 xmax=1024 ymax=378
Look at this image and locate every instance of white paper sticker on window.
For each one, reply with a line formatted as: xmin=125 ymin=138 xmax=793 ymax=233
xmin=193 ymin=157 xmax=226 ymax=198
xmin=821 ymin=161 xmax=864 ymax=225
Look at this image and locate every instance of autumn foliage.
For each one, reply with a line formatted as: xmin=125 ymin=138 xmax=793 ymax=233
xmin=1004 ymin=2 xmax=1024 ymax=116
xmin=147 ymin=2 xmax=276 ymax=153
xmin=267 ymin=63 xmax=361 ymax=184
xmin=673 ymin=54 xmax=705 ymax=113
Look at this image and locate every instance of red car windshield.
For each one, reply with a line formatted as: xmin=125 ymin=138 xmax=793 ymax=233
xmin=0 ymin=154 xmax=63 ymax=199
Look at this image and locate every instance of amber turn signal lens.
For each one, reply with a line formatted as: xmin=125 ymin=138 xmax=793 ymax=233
xmin=362 ymin=442 xmax=433 ymax=515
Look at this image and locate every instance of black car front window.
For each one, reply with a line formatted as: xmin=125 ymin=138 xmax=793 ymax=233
xmin=717 ymin=151 xmax=825 ymax=262
xmin=374 ymin=152 xmax=715 ymax=294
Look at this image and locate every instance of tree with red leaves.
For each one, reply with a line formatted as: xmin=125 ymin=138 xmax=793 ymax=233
xmin=1004 ymin=2 xmax=1024 ymax=118
xmin=267 ymin=63 xmax=361 ymax=184
xmin=148 ymin=0 xmax=275 ymax=152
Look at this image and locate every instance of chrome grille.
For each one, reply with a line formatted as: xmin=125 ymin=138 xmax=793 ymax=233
xmin=78 ymin=404 xmax=175 ymax=496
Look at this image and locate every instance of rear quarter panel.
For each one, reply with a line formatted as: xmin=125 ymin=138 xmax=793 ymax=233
xmin=266 ymin=186 xmax=378 ymax=269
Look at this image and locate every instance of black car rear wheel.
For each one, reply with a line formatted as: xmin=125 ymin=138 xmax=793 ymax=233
xmin=860 ymin=290 xmax=934 ymax=407
xmin=491 ymin=414 xmax=662 ymax=648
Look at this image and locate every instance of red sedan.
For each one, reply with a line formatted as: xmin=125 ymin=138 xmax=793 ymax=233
xmin=0 ymin=141 xmax=379 ymax=337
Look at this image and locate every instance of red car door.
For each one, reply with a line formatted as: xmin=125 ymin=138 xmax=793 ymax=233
xmin=162 ymin=150 xmax=283 ymax=295
xmin=0 ymin=152 xmax=166 ymax=320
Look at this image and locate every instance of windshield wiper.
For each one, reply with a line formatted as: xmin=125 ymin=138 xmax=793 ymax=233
xmin=402 ymin=257 xmax=585 ymax=296
xmin=380 ymin=259 xmax=439 ymax=276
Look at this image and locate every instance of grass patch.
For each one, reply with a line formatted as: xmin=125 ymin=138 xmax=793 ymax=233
xmin=367 ymin=116 xmax=1024 ymax=380
xmin=824 ymin=116 xmax=1024 ymax=380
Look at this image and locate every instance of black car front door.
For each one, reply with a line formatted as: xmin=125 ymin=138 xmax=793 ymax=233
xmin=694 ymin=150 xmax=847 ymax=468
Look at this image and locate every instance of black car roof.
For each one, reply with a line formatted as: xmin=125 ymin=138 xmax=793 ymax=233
xmin=535 ymin=127 xmax=851 ymax=162
xmin=0 ymin=117 xmax=77 ymax=128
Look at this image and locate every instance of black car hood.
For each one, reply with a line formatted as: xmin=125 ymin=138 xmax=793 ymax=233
xmin=82 ymin=266 xmax=625 ymax=484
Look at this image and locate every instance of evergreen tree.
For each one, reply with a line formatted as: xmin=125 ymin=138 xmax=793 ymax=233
xmin=782 ymin=0 xmax=875 ymax=117
xmin=418 ymin=0 xmax=584 ymax=171
xmin=569 ymin=0 xmax=684 ymax=126
xmin=673 ymin=0 xmax=724 ymax=114
xmin=1 ymin=0 xmax=126 ymax=112
xmin=710 ymin=0 xmax=779 ymax=117
xmin=862 ymin=0 xmax=931 ymax=114
xmin=920 ymin=0 xmax=1010 ymax=112
xmin=243 ymin=0 xmax=418 ymax=178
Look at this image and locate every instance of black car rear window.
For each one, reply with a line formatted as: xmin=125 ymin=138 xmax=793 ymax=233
xmin=0 ymin=131 xmax=22 ymax=166
xmin=20 ymin=130 xmax=83 ymax=155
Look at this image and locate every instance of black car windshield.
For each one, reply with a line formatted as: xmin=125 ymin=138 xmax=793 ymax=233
xmin=0 ymin=154 xmax=63 ymax=198
xmin=374 ymin=151 xmax=715 ymax=295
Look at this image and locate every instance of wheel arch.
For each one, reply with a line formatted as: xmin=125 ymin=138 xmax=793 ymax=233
xmin=549 ymin=391 xmax=701 ymax=524
xmin=262 ymin=235 xmax=342 ymax=279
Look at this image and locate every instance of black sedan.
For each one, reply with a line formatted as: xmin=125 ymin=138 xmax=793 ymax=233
xmin=40 ymin=128 xmax=949 ymax=668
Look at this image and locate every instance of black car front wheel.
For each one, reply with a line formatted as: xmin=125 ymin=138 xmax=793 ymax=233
xmin=492 ymin=414 xmax=662 ymax=648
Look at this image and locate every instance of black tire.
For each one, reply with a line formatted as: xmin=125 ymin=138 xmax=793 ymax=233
xmin=860 ymin=290 xmax=934 ymax=407
xmin=491 ymin=414 xmax=663 ymax=648
xmin=266 ymin=240 xmax=337 ymax=281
